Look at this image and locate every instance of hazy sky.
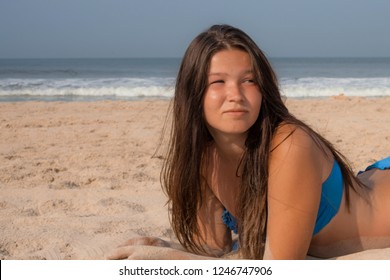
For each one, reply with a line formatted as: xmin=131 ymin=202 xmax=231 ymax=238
xmin=1 ymin=0 xmax=390 ymax=58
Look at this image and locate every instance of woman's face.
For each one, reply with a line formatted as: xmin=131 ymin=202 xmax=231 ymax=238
xmin=203 ymin=49 xmax=262 ymax=140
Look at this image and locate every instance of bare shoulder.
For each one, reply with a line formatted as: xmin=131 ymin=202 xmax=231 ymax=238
xmin=265 ymin=123 xmax=327 ymax=259
xmin=270 ymin=123 xmax=323 ymax=166
xmin=268 ymin=123 xmax=325 ymax=201
xmin=271 ymin=123 xmax=319 ymax=149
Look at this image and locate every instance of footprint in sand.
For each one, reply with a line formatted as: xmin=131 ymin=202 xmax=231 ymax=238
xmin=38 ymin=199 xmax=73 ymax=215
xmin=98 ymin=197 xmax=145 ymax=214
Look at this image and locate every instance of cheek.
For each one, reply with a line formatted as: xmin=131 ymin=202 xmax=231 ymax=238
xmin=202 ymin=101 xmax=215 ymax=126
xmin=204 ymin=90 xmax=222 ymax=104
xmin=203 ymin=91 xmax=222 ymax=116
xmin=203 ymin=92 xmax=221 ymax=125
xmin=250 ymin=93 xmax=262 ymax=117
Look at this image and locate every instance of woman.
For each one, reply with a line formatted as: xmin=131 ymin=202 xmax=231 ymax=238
xmin=108 ymin=24 xmax=390 ymax=260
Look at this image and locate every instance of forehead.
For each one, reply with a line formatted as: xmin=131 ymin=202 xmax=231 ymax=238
xmin=208 ymin=49 xmax=253 ymax=73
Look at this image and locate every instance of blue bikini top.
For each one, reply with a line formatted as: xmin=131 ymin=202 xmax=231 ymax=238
xmin=313 ymin=160 xmax=343 ymax=235
xmin=222 ymin=159 xmax=344 ymax=236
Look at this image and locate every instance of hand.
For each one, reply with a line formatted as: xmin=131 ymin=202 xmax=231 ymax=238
xmin=107 ymin=244 xmax=189 ymax=260
xmin=106 ymin=236 xmax=217 ymax=260
xmin=106 ymin=237 xmax=173 ymax=260
xmin=114 ymin=236 xmax=172 ymax=248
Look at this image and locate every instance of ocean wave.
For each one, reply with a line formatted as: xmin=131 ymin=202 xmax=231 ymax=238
xmin=0 ymin=69 xmax=79 ymax=77
xmin=1 ymin=76 xmax=390 ymax=99
xmin=281 ymin=86 xmax=390 ymax=98
xmin=280 ymin=77 xmax=390 ymax=97
xmin=0 ymin=77 xmax=175 ymax=98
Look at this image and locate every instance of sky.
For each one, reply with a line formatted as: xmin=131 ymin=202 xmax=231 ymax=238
xmin=1 ymin=0 xmax=390 ymax=58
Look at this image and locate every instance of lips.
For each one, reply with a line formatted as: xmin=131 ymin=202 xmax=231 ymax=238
xmin=223 ymin=108 xmax=248 ymax=114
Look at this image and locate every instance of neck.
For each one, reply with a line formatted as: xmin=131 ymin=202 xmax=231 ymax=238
xmin=211 ymin=132 xmax=247 ymax=164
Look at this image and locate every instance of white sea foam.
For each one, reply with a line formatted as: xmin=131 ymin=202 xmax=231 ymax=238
xmin=1 ymin=76 xmax=390 ymax=100
xmin=280 ymin=77 xmax=390 ymax=98
xmin=1 ymin=58 xmax=390 ymax=101
xmin=0 ymin=77 xmax=175 ymax=99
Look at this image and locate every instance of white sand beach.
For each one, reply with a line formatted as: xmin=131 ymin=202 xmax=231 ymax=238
xmin=0 ymin=97 xmax=389 ymax=259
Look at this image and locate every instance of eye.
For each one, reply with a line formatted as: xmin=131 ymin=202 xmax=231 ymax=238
xmin=209 ymin=80 xmax=224 ymax=85
xmin=243 ymin=78 xmax=256 ymax=84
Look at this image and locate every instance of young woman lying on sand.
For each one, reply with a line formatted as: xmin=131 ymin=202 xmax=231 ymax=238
xmin=108 ymin=24 xmax=390 ymax=260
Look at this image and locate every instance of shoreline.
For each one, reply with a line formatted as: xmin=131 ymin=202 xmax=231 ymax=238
xmin=0 ymin=96 xmax=389 ymax=259
xmin=0 ymin=94 xmax=389 ymax=103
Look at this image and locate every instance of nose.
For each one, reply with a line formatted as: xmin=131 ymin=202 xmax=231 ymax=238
xmin=227 ymin=83 xmax=243 ymax=102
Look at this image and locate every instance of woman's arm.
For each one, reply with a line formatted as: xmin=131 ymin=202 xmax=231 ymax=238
xmin=107 ymin=184 xmax=232 ymax=260
xmin=107 ymin=241 xmax=219 ymax=260
xmin=194 ymin=183 xmax=233 ymax=257
xmin=264 ymin=125 xmax=325 ymax=259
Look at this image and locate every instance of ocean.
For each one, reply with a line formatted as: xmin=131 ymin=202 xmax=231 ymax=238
xmin=0 ymin=57 xmax=390 ymax=101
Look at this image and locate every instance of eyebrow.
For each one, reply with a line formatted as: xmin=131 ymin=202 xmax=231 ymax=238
xmin=208 ymin=69 xmax=254 ymax=76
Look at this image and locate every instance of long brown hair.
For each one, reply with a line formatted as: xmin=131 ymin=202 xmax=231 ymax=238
xmin=161 ymin=24 xmax=365 ymax=259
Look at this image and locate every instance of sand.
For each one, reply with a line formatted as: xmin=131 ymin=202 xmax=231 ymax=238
xmin=0 ymin=96 xmax=389 ymax=260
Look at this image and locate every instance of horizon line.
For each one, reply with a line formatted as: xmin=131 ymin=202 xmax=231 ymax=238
xmin=1 ymin=56 xmax=390 ymax=60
